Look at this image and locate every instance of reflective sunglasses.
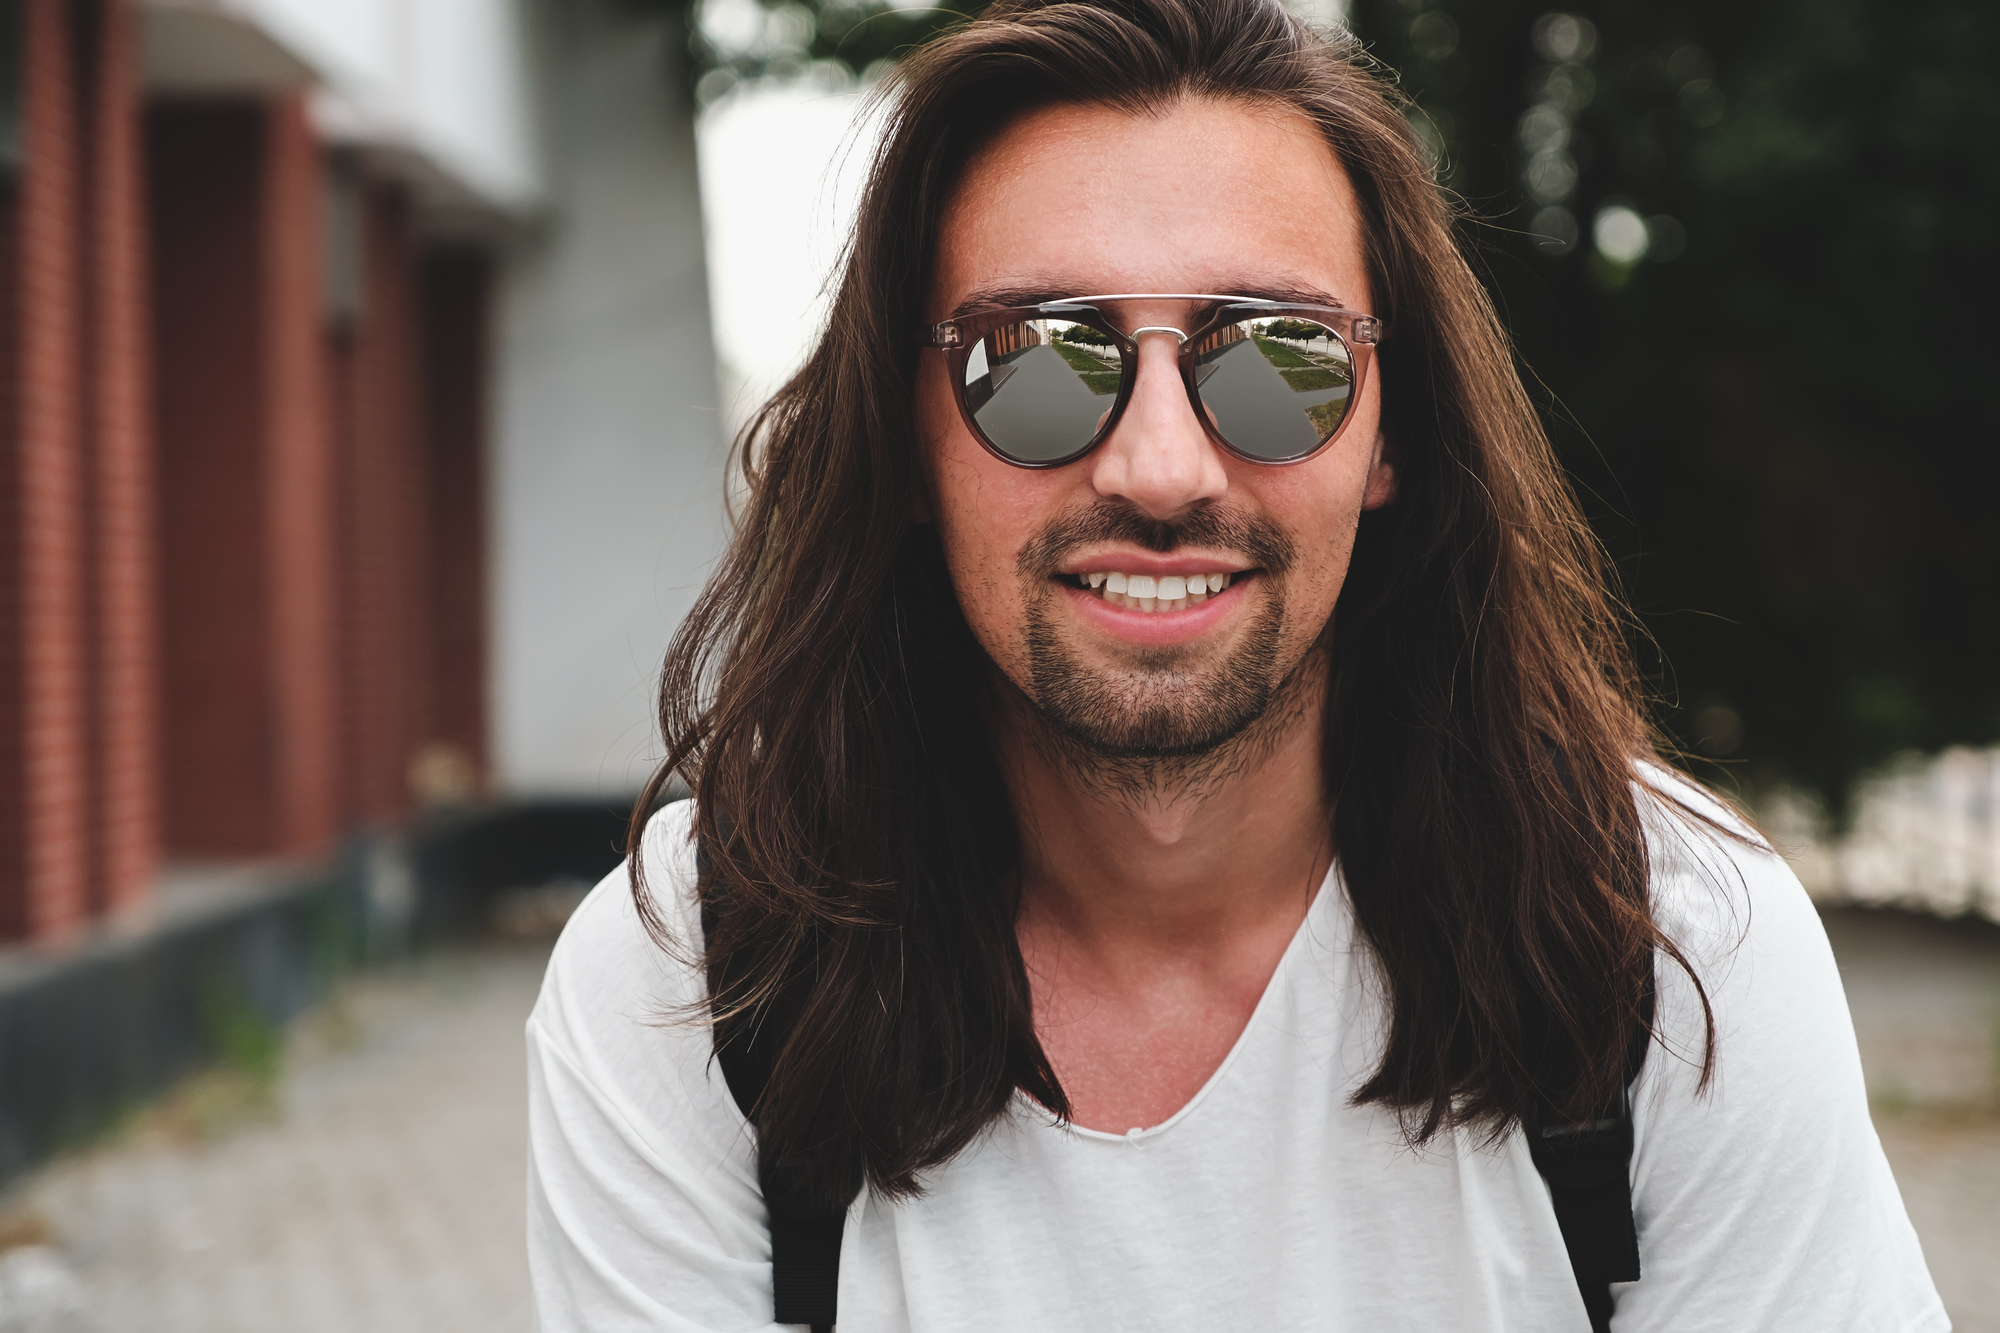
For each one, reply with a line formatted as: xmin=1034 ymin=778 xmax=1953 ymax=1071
xmin=922 ymin=295 xmax=1382 ymax=468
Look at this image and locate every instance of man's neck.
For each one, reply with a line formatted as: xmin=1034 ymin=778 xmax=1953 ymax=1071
xmin=997 ymin=654 xmax=1333 ymax=959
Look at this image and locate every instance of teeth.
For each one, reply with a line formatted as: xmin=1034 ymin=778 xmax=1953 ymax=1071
xmin=1072 ymin=569 xmax=1239 ymax=613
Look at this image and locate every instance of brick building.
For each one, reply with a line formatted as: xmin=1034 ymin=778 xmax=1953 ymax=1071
xmin=0 ymin=0 xmax=727 ymax=944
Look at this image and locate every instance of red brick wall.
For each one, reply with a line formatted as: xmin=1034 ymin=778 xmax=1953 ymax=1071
xmin=0 ymin=0 xmax=91 ymax=939
xmin=0 ymin=126 xmax=16 ymax=935
xmin=148 ymin=95 xmax=337 ymax=859
xmin=332 ymin=182 xmax=429 ymax=825
xmin=418 ymin=248 xmax=493 ymax=789
xmin=2 ymin=11 xmax=498 ymax=934
xmin=328 ymin=206 xmax=497 ymax=821
xmin=149 ymin=104 xmax=271 ymax=856
xmin=78 ymin=0 xmax=158 ymax=914
xmin=261 ymin=97 xmax=338 ymax=853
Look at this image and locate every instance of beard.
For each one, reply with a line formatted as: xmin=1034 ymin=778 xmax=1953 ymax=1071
xmin=1014 ymin=500 xmax=1303 ymax=768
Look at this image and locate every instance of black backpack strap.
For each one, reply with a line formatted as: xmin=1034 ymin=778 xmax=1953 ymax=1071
xmin=765 ymin=1207 xmax=847 ymax=1331
xmin=700 ymin=862 xmax=857 ymax=1332
xmin=1527 ymin=1088 xmax=1639 ymax=1333
xmin=1528 ymin=958 xmax=1655 ymax=1333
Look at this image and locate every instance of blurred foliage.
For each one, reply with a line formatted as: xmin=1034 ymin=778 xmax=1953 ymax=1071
xmin=1057 ymin=324 xmax=1117 ymax=346
xmin=628 ymin=0 xmax=980 ymax=103
xmin=199 ymin=974 xmax=284 ymax=1090
xmin=1351 ymin=0 xmax=2000 ymax=814
xmin=1262 ymin=317 xmax=1338 ymax=340
xmin=645 ymin=0 xmax=2000 ymax=814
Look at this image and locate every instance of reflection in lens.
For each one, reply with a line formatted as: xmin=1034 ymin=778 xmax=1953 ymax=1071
xmin=1191 ymin=318 xmax=1353 ymax=461
xmin=963 ymin=318 xmax=1120 ymax=463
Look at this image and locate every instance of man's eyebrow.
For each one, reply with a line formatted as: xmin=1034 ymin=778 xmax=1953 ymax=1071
xmin=1242 ymin=282 xmax=1353 ymax=308
xmin=946 ymin=282 xmax=1358 ymax=320
xmin=949 ymin=285 xmax=1078 ymax=318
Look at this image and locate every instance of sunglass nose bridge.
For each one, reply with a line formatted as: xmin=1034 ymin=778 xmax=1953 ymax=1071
xmin=1127 ymin=325 xmax=1189 ymax=348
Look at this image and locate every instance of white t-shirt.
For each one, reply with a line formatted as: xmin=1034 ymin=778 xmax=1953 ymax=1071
xmin=526 ymin=790 xmax=1947 ymax=1332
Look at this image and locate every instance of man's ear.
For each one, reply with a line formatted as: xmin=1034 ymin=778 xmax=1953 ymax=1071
xmin=1361 ymin=430 xmax=1397 ymax=510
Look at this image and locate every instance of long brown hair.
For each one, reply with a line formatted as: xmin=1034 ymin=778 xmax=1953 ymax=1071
xmin=634 ymin=0 xmax=1714 ymax=1206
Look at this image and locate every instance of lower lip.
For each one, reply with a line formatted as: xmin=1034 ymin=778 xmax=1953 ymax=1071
xmin=1058 ymin=575 xmax=1254 ymax=645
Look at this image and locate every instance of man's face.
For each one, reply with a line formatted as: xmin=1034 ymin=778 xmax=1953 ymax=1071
xmin=916 ymin=97 xmax=1394 ymax=760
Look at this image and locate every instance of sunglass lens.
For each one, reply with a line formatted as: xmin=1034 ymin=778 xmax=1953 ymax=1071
xmin=1191 ymin=317 xmax=1354 ymax=462
xmin=963 ymin=318 xmax=1121 ymax=464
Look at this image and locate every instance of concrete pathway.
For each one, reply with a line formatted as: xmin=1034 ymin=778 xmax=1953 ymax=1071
xmin=1826 ymin=907 xmax=2000 ymax=1333
xmin=0 ymin=942 xmax=550 ymax=1333
xmin=0 ymin=912 xmax=1993 ymax=1332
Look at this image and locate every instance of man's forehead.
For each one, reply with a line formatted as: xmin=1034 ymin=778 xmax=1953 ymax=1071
xmin=929 ymin=99 xmax=1373 ymax=321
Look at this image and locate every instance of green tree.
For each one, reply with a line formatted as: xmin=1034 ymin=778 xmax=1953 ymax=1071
xmin=1259 ymin=317 xmax=1331 ymax=340
xmin=1352 ymin=0 xmax=2000 ymax=813
xmin=627 ymin=0 xmax=981 ymax=103
xmin=1057 ymin=324 xmax=1116 ymax=346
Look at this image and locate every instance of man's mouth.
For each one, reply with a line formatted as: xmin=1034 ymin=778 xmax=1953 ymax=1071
xmin=1061 ymin=569 xmax=1245 ymax=614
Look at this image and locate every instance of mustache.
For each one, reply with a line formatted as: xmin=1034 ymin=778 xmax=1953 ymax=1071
xmin=1016 ymin=500 xmax=1297 ymax=579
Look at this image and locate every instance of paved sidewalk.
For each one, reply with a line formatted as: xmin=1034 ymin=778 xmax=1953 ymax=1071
xmin=0 ymin=942 xmax=552 ymax=1333
xmin=0 ymin=911 xmax=1994 ymax=1332
xmin=1826 ymin=907 xmax=2000 ymax=1333
xmin=1879 ymin=1115 xmax=2000 ymax=1332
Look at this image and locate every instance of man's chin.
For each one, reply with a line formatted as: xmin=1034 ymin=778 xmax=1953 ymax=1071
xmin=1024 ymin=671 xmax=1278 ymax=761
xmin=1017 ymin=576 xmax=1296 ymax=769
xmin=1039 ymin=710 xmax=1268 ymax=761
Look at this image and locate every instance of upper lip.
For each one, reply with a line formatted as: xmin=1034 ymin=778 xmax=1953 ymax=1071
xmin=1055 ymin=552 xmax=1254 ymax=578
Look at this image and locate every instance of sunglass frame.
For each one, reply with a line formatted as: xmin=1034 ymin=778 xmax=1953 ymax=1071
xmin=922 ymin=296 xmax=1384 ymax=469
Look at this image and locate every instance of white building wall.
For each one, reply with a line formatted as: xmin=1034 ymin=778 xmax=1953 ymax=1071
xmin=490 ymin=0 xmax=730 ymax=797
xmin=143 ymin=0 xmax=543 ymax=210
xmin=142 ymin=0 xmax=726 ymax=800
xmin=1772 ymin=748 xmax=2000 ymax=925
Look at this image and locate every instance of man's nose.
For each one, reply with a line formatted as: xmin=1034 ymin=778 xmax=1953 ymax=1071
xmin=1086 ymin=331 xmax=1228 ymax=519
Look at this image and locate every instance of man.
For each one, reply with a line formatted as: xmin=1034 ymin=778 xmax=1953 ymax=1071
xmin=527 ymin=1 xmax=1944 ymax=1329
